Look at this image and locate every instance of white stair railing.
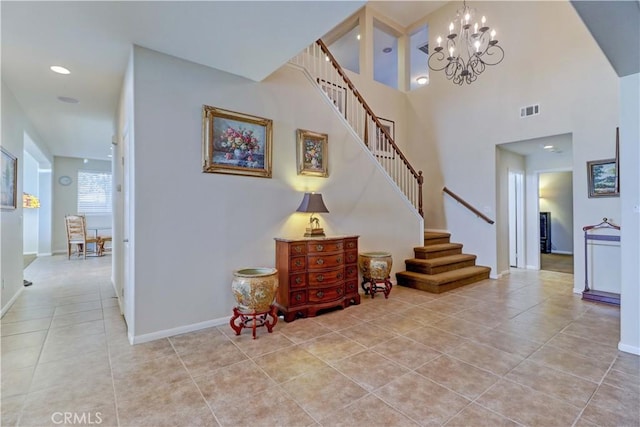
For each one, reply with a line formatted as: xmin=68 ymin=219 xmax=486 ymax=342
xmin=290 ymin=39 xmax=423 ymax=217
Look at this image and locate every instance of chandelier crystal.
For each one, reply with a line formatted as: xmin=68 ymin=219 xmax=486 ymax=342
xmin=428 ymin=1 xmax=504 ymax=85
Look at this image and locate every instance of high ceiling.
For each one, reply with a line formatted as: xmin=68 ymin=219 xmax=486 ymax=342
xmin=1 ymin=1 xmax=365 ymax=161
xmin=3 ymin=1 xmax=636 ymax=164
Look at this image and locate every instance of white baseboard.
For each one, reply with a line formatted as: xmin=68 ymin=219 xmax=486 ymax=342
xmin=37 ymin=252 xmax=52 ymax=257
xmin=526 ymin=265 xmax=539 ymax=270
xmin=23 ymin=252 xmax=37 ymax=255
xmin=130 ymin=316 xmax=230 ymax=345
xmin=573 ymin=287 xmax=583 ymax=295
xmin=618 ymin=342 xmax=640 ymax=355
xmin=551 ymin=250 xmax=573 ymax=255
xmin=1 ymin=287 xmax=25 ymax=317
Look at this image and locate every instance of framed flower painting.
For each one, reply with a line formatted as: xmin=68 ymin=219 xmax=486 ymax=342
xmin=297 ymin=129 xmax=328 ymax=177
xmin=202 ymin=105 xmax=273 ymax=178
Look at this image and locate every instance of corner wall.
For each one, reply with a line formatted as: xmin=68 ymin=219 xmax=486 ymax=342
xmin=1 ymin=82 xmax=52 ymax=314
xmin=130 ymin=47 xmax=421 ymax=338
xmin=619 ymin=73 xmax=640 ymax=354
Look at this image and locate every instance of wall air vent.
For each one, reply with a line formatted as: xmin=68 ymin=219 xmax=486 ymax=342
xmin=520 ymin=104 xmax=540 ymax=118
xmin=418 ymin=43 xmax=429 ymax=55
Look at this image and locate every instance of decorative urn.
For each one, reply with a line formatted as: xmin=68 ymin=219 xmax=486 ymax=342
xmin=231 ymin=267 xmax=279 ymax=314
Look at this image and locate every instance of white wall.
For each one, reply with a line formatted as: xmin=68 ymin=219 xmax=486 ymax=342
xmin=405 ymin=1 xmax=619 ymax=286
xmin=128 ymin=46 xmax=421 ymax=339
xmin=52 ymin=156 xmax=112 ymax=254
xmin=22 ymin=150 xmax=39 ymax=254
xmin=619 ymin=73 xmax=640 ymax=355
xmin=1 ymin=81 xmax=52 ymax=314
xmin=539 ymin=171 xmax=573 ymax=254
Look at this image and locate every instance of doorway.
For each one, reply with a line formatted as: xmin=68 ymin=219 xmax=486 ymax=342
xmin=538 ymin=171 xmax=574 ymax=273
xmin=508 ymin=170 xmax=525 ymax=268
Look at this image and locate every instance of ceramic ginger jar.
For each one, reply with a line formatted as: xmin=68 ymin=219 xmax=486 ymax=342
xmin=358 ymin=252 xmax=393 ymax=280
xmin=231 ymin=268 xmax=279 ymax=314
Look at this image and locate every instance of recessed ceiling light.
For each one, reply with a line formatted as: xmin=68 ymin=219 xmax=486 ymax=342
xmin=107 ymin=154 xmax=113 ymax=158
xmin=382 ymin=47 xmax=393 ymax=53
xmin=50 ymin=65 xmax=70 ymax=75
xmin=543 ymin=145 xmax=554 ymax=149
xmin=357 ymin=34 xmax=361 ymax=40
xmin=57 ymin=96 xmax=79 ymax=104
xmin=416 ymin=76 xmax=428 ymax=85
xmin=83 ymin=159 xmax=89 ymax=164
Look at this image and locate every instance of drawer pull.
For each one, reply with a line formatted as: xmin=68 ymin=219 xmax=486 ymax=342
xmin=337 ymin=287 xmax=343 ymax=295
xmin=294 ymin=246 xmax=302 ymax=253
xmin=348 ymin=283 xmax=355 ymax=290
xmin=316 ymin=244 xmax=324 ymax=251
xmin=337 ymin=243 xmax=343 ymax=250
xmin=347 ymin=267 xmax=354 ymax=275
xmin=316 ymin=291 xmax=324 ymax=298
xmin=337 ymin=257 xmax=342 ymax=263
xmin=295 ymin=260 xmax=302 ymax=267
xmin=316 ymin=258 xmax=325 ymax=265
xmin=337 ymin=273 xmax=343 ymax=280
xmin=295 ymin=277 xmax=302 ymax=284
xmin=347 ymin=242 xmax=355 ymax=248
xmin=295 ymin=294 xmax=302 ymax=301
xmin=348 ymin=255 xmax=355 ymax=262
xmin=316 ymin=274 xmax=324 ymax=282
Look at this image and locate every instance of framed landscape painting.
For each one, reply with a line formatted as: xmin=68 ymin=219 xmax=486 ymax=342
xmin=1 ymin=148 xmax=17 ymax=210
xmin=202 ymin=105 xmax=273 ymax=178
xmin=587 ymin=158 xmax=618 ymax=198
xmin=297 ymin=129 xmax=328 ymax=177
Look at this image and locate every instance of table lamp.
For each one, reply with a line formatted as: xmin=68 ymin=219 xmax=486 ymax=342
xmin=296 ymin=192 xmax=329 ymax=237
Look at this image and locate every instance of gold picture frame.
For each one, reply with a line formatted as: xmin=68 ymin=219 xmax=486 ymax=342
xmin=297 ymin=129 xmax=328 ymax=177
xmin=202 ymin=105 xmax=273 ymax=178
xmin=1 ymin=147 xmax=18 ymax=210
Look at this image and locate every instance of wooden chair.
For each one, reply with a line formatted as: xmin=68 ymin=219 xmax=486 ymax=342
xmin=65 ymin=214 xmax=100 ymax=259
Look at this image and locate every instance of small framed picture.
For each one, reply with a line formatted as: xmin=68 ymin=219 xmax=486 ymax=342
xmin=373 ymin=117 xmax=395 ymax=159
xmin=297 ymin=129 xmax=328 ymax=177
xmin=587 ymin=158 xmax=619 ymax=198
xmin=202 ymin=105 xmax=273 ymax=178
xmin=1 ymin=147 xmax=18 ymax=210
xmin=317 ymin=78 xmax=347 ymax=119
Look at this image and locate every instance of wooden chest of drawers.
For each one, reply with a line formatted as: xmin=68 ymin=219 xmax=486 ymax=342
xmin=274 ymin=236 xmax=360 ymax=322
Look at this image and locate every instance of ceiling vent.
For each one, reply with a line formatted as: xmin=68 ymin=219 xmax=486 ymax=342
xmin=520 ymin=104 xmax=540 ymax=118
xmin=418 ymin=43 xmax=429 ymax=55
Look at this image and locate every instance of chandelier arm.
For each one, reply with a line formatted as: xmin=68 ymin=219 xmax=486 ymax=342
xmin=428 ymin=50 xmax=451 ymax=72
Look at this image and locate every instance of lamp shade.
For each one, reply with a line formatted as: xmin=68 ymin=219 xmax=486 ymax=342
xmin=296 ymin=193 xmax=329 ymax=213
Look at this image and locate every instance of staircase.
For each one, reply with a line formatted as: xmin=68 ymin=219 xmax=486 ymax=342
xmin=396 ymin=231 xmax=491 ymax=293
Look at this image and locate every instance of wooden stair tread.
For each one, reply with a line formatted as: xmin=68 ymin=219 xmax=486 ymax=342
xmin=414 ymin=243 xmax=462 ymax=252
xmin=424 ymin=231 xmax=451 ymax=239
xmin=406 ymin=254 xmax=476 ymax=267
xmin=397 ymin=266 xmax=490 ymax=285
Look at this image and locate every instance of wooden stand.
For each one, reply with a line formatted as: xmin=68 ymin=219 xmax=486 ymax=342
xmin=229 ymin=305 xmax=278 ymax=339
xmin=582 ymin=218 xmax=620 ymax=306
xmin=361 ymin=276 xmax=392 ymax=299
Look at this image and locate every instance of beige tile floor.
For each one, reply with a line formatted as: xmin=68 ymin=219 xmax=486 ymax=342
xmin=2 ymin=255 xmax=639 ymax=427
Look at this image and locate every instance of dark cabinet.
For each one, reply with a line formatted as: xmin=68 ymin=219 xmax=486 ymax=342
xmin=540 ymin=212 xmax=551 ymax=253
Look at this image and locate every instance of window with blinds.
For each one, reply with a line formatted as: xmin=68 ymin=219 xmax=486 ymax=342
xmin=77 ymin=170 xmax=112 ymax=214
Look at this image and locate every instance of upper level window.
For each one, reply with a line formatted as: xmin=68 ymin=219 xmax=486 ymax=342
xmin=409 ymin=24 xmax=430 ymax=91
xmin=77 ymin=170 xmax=112 ymax=214
xmin=327 ymin=23 xmax=360 ymax=74
xmin=373 ymin=20 xmax=399 ymax=89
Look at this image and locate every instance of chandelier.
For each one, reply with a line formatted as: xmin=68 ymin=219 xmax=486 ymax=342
xmin=428 ymin=0 xmax=504 ymax=85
